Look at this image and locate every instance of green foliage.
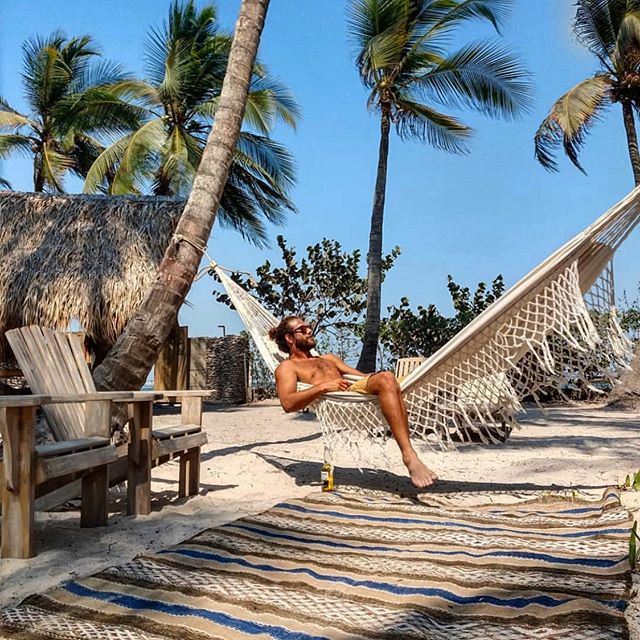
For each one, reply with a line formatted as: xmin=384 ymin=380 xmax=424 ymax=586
xmin=214 ymin=235 xmax=400 ymax=361
xmin=630 ymin=521 xmax=638 ymax=568
xmin=348 ymin=0 xmax=532 ymax=151
xmin=535 ymin=0 xmax=640 ymax=173
xmin=0 ymin=32 xmax=138 ymax=192
xmin=619 ymin=286 xmax=640 ymax=343
xmin=380 ymin=275 xmax=505 ymax=363
xmin=83 ymin=0 xmax=300 ymax=247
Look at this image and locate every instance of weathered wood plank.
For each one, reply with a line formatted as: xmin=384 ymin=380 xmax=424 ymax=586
xmin=158 ymin=390 xmax=214 ymax=398
xmin=127 ymin=401 xmax=152 ymax=516
xmin=181 ymin=396 xmax=202 ymax=427
xmin=36 ymin=445 xmax=117 ymax=483
xmin=6 ymin=330 xmax=67 ymax=440
xmin=0 ymin=395 xmax=50 ymax=408
xmin=152 ymin=431 xmax=207 ymax=459
xmin=67 ymin=332 xmax=97 ymax=393
xmin=36 ymin=436 xmax=110 ymax=458
xmin=84 ymin=399 xmax=112 ymax=439
xmin=179 ymin=448 xmax=200 ymax=498
xmin=1 ymin=405 xmax=36 ymax=558
xmin=153 ymin=423 xmax=202 ymax=438
xmin=80 ymin=466 xmax=109 ymax=527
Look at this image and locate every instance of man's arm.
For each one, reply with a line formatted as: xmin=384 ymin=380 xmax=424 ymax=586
xmin=275 ymin=362 xmax=351 ymax=413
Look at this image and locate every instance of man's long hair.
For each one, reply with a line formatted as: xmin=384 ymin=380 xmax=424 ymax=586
xmin=268 ymin=316 xmax=299 ymax=354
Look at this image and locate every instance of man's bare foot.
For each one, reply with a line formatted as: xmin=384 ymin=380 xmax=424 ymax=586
xmin=404 ymin=456 xmax=438 ymax=488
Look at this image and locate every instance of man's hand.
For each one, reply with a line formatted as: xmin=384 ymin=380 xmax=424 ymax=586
xmin=321 ymin=378 xmax=352 ymax=393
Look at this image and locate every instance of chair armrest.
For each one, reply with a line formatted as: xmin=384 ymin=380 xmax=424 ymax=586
xmin=48 ymin=392 xmax=135 ymax=403
xmin=127 ymin=391 xmax=163 ymax=402
xmin=157 ymin=390 xmax=214 ymax=399
xmin=0 ymin=395 xmax=50 ymax=408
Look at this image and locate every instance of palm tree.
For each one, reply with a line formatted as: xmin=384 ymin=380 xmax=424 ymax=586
xmin=348 ymin=0 xmax=532 ymax=372
xmin=93 ymin=0 xmax=272 ymax=392
xmin=0 ymin=33 xmax=140 ymax=192
xmin=534 ymin=0 xmax=640 ymax=407
xmin=84 ymin=0 xmax=299 ymax=246
xmin=535 ymin=0 xmax=640 ymax=184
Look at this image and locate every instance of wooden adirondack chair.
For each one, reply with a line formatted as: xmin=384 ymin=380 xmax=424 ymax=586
xmin=6 ymin=326 xmax=209 ymax=518
xmin=0 ymin=391 xmax=145 ymax=558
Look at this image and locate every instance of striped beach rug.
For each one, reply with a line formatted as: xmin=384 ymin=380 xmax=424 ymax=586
xmin=0 ymin=487 xmax=634 ymax=640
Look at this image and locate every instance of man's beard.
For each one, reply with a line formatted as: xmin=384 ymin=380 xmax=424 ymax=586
xmin=296 ymin=335 xmax=316 ymax=351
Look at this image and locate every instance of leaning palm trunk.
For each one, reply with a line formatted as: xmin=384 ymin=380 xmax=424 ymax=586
xmin=358 ymin=107 xmax=391 ymax=372
xmin=93 ymin=0 xmax=270 ymax=391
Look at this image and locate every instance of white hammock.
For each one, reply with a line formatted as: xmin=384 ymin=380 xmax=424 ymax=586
xmin=213 ymin=187 xmax=639 ymax=451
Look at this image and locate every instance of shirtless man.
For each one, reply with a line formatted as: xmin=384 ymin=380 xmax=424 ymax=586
xmin=269 ymin=316 xmax=438 ymax=488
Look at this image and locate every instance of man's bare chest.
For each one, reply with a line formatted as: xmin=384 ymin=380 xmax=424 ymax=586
xmin=294 ymin=357 xmax=340 ymax=384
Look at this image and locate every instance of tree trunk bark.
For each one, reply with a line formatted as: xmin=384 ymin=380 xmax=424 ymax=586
xmin=622 ymin=100 xmax=640 ymax=187
xmin=93 ymin=0 xmax=270 ymax=391
xmin=608 ymin=100 xmax=640 ymax=407
xmin=357 ymin=106 xmax=391 ymax=373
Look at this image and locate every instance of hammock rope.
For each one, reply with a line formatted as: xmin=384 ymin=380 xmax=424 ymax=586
xmin=213 ymin=188 xmax=640 ymax=451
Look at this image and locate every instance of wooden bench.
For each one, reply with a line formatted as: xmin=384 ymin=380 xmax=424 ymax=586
xmin=6 ymin=326 xmax=209 ymax=519
xmin=0 ymin=393 xmax=135 ymax=558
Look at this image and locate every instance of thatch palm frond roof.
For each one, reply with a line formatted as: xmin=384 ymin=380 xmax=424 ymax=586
xmin=0 ymin=192 xmax=185 ymax=354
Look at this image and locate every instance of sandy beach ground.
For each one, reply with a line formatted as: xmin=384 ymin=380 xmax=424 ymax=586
xmin=2 ymin=400 xmax=640 ymax=618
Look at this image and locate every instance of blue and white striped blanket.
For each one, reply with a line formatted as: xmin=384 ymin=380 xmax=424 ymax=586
xmin=0 ymin=487 xmax=633 ymax=639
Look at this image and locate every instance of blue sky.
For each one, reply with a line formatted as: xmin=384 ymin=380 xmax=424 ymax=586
xmin=1 ymin=1 xmax=639 ymax=339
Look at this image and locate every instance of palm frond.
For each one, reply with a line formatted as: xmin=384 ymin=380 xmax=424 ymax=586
xmin=429 ymin=0 xmax=513 ymax=34
xmin=153 ymin=125 xmax=196 ymax=195
xmin=54 ymin=87 xmax=145 ymax=137
xmin=534 ymin=75 xmax=612 ymax=172
xmin=40 ymin=141 xmax=73 ymax=192
xmin=394 ymin=98 xmax=472 ymax=152
xmin=69 ymin=59 xmax=132 ymax=94
xmin=412 ymin=41 xmax=532 ymax=119
xmin=235 ymin=132 xmax=296 ymax=189
xmin=613 ymin=9 xmax=640 ymax=68
xmin=83 ymin=119 xmax=165 ymax=193
xmin=0 ymin=99 xmax=34 ymax=131
xmin=0 ymin=176 xmax=11 ymax=189
xmin=348 ymin=0 xmax=409 ymax=53
xmin=574 ymin=0 xmax=620 ymax=62
xmin=240 ymin=76 xmax=301 ymax=134
xmin=0 ymin=134 xmax=33 ymax=159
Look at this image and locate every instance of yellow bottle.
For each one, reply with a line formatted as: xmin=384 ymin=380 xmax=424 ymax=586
xmin=321 ymin=446 xmax=334 ymax=492
xmin=321 ymin=461 xmax=334 ymax=492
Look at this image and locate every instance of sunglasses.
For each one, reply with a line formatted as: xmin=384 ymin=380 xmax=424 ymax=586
xmin=289 ymin=324 xmax=313 ymax=335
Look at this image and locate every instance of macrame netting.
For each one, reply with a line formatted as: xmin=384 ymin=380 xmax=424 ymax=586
xmin=214 ymin=188 xmax=640 ymax=454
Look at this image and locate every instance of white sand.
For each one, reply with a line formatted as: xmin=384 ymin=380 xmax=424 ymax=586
xmin=2 ymin=400 xmax=640 ymax=619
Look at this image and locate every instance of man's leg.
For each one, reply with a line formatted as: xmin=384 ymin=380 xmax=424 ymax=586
xmin=366 ymin=372 xmax=438 ymax=488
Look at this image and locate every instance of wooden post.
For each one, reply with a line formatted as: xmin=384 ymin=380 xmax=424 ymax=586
xmin=80 ymin=399 xmax=111 ymax=527
xmin=127 ymin=400 xmax=153 ymax=516
xmin=179 ymin=396 xmax=203 ymax=498
xmin=1 ymin=405 xmax=36 ymax=558
xmin=155 ymin=325 xmax=189 ymax=402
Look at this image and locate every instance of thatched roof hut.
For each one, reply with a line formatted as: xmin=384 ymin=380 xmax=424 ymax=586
xmin=0 ymin=192 xmax=185 ymax=356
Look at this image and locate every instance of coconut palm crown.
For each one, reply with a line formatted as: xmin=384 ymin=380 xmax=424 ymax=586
xmin=84 ymin=0 xmax=300 ymax=246
xmin=535 ymin=0 xmax=640 ymax=183
xmin=348 ymin=0 xmax=532 ymax=371
xmin=0 ymin=32 xmax=140 ymax=192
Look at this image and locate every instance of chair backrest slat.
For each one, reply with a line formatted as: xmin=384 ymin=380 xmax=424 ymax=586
xmin=6 ymin=326 xmax=90 ymax=440
xmin=395 ymin=357 xmax=426 ymax=379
